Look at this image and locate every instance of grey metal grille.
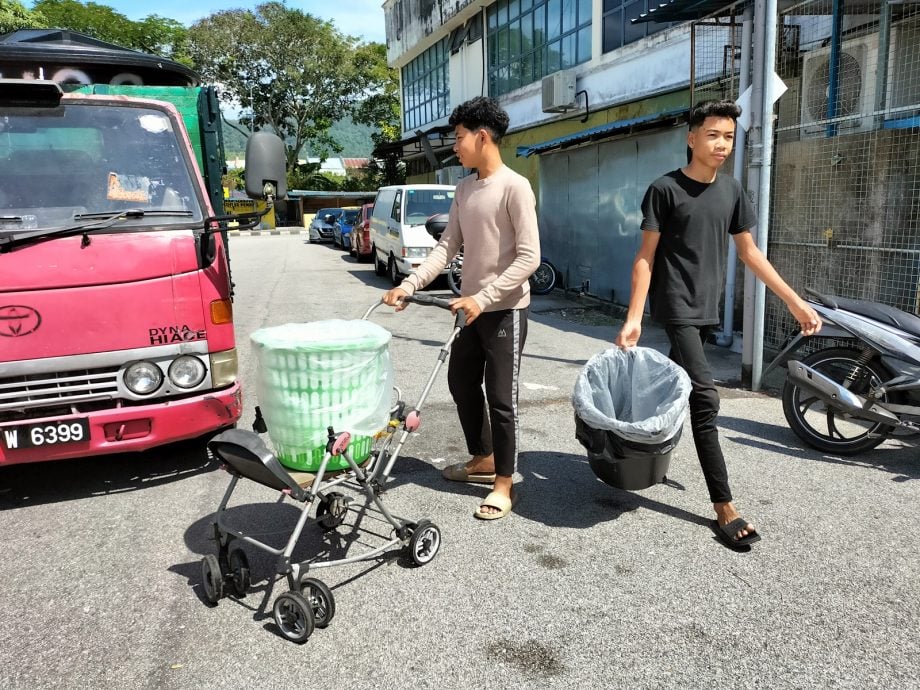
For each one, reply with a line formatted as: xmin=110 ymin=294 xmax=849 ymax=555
xmin=692 ymin=1 xmax=920 ymax=355
xmin=0 ymin=367 xmax=120 ymax=413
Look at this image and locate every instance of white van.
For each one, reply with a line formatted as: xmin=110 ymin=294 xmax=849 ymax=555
xmin=370 ymin=184 xmax=455 ymax=285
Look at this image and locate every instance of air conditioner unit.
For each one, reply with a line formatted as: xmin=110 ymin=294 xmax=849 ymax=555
xmin=800 ymin=33 xmax=878 ymax=136
xmin=542 ymin=70 xmax=577 ymax=113
xmin=886 ymin=21 xmax=920 ymax=114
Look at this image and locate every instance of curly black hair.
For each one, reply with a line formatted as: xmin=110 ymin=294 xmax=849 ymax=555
xmin=688 ymin=99 xmax=742 ymax=129
xmin=448 ymin=97 xmax=511 ymax=143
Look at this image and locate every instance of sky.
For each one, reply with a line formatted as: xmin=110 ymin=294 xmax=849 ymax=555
xmin=27 ymin=0 xmax=387 ymax=43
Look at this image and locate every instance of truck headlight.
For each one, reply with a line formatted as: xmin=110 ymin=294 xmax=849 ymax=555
xmin=403 ymin=247 xmax=430 ymax=258
xmin=124 ymin=361 xmax=163 ymax=395
xmin=209 ymin=348 xmax=238 ymax=387
xmin=168 ymin=355 xmax=207 ymax=389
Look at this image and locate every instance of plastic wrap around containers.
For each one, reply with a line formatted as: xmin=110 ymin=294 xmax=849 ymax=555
xmin=250 ymin=320 xmax=394 ymax=472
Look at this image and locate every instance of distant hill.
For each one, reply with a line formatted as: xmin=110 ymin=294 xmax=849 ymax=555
xmin=222 ymin=117 xmax=377 ymax=159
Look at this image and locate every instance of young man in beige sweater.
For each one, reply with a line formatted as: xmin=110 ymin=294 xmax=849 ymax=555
xmin=383 ymin=97 xmax=540 ymax=520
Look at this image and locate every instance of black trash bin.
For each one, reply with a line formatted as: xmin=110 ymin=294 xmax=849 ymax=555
xmin=572 ymin=347 xmax=691 ymax=491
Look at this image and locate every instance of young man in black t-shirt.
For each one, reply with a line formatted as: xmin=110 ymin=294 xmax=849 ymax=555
xmin=615 ymin=100 xmax=823 ymax=549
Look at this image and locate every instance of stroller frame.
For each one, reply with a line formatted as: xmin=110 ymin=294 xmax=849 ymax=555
xmin=201 ymin=295 xmax=465 ymax=643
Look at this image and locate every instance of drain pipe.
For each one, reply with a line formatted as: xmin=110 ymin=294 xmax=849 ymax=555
xmin=716 ymin=5 xmax=754 ymax=348
xmin=751 ymin=0 xmax=779 ymax=391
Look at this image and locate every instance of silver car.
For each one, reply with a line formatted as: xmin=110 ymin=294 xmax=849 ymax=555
xmin=308 ymin=208 xmax=342 ymax=243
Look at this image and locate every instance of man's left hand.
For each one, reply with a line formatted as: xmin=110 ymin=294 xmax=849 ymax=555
xmin=449 ymin=296 xmax=482 ymax=325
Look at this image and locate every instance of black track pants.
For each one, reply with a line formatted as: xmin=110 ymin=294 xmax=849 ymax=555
xmin=665 ymin=324 xmax=733 ymax=504
xmin=447 ymin=308 xmax=528 ymax=478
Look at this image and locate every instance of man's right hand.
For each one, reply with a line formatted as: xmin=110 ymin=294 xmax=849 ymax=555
xmin=382 ymin=287 xmax=410 ymax=311
xmin=615 ymin=320 xmax=642 ymax=349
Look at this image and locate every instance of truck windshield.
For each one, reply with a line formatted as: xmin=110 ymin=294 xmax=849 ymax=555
xmin=404 ymin=189 xmax=455 ymax=226
xmin=0 ymin=103 xmax=203 ymax=231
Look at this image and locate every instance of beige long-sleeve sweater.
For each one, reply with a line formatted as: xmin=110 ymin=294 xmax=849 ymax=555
xmin=400 ymin=165 xmax=541 ymax=312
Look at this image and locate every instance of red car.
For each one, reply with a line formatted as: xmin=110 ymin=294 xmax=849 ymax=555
xmin=350 ymin=202 xmax=375 ymax=262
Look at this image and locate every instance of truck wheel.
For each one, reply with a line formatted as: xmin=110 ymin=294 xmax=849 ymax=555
xmin=373 ymin=246 xmax=386 ymax=276
xmin=388 ymin=257 xmax=401 ymax=286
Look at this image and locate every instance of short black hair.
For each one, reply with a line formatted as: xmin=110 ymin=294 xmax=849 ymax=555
xmin=448 ymin=97 xmax=511 ymax=143
xmin=688 ymin=99 xmax=742 ymax=129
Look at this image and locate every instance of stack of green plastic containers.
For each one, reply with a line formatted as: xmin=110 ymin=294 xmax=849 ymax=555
xmin=250 ymin=320 xmax=393 ymax=472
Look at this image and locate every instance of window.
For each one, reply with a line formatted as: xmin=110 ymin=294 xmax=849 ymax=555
xmin=487 ymin=0 xmax=592 ymax=98
xmin=402 ymin=38 xmax=450 ymax=131
xmin=602 ymin=0 xmax=677 ymax=53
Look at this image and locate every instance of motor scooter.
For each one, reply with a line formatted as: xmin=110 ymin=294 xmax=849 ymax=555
xmin=763 ymin=289 xmax=920 ymax=454
xmin=423 ymin=213 xmax=558 ymax=297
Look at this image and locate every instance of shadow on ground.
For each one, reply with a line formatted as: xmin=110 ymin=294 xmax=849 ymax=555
xmin=0 ymin=438 xmax=216 ymax=508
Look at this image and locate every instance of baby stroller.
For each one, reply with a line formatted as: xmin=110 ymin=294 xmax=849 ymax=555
xmin=200 ymin=295 xmax=465 ymax=643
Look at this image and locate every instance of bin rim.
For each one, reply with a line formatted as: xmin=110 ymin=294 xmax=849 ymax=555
xmin=250 ymin=319 xmax=392 ymax=351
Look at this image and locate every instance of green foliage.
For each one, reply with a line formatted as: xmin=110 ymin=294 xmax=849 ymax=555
xmin=222 ymin=168 xmax=244 ymax=193
xmin=351 ymin=42 xmax=401 ymax=146
xmin=31 ymin=1 xmax=188 ymax=61
xmin=0 ymin=0 xmax=46 ymax=33
xmin=222 ymin=117 xmax=375 ymax=160
xmin=187 ymin=2 xmax=370 ymax=173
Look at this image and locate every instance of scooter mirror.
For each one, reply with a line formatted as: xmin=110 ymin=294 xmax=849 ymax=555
xmin=425 ymin=213 xmax=449 ymax=240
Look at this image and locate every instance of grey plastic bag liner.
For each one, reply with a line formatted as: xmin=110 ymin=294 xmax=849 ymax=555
xmin=250 ymin=320 xmax=393 ymax=471
xmin=572 ymin=347 xmax=691 ymax=445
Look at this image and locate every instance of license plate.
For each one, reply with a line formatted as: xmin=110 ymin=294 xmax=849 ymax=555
xmin=0 ymin=418 xmax=90 ymax=451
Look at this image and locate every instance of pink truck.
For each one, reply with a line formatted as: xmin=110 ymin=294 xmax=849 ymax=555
xmin=0 ymin=31 xmax=285 ymax=465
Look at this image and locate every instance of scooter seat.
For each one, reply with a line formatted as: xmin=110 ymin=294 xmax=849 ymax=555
xmin=825 ymin=295 xmax=920 ymax=340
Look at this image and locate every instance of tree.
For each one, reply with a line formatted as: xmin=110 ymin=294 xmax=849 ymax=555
xmin=31 ymin=1 xmax=189 ymax=62
xmin=0 ymin=0 xmax=46 ymax=34
xmin=351 ymin=41 xmax=405 ymax=186
xmin=187 ymin=2 xmax=366 ymax=172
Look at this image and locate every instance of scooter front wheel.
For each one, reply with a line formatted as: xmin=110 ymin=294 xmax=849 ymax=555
xmin=529 ymin=260 xmax=557 ymax=295
xmin=781 ymin=347 xmax=891 ymax=454
xmin=447 ymin=261 xmax=462 ymax=296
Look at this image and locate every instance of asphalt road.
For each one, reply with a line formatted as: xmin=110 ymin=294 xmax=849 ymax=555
xmin=1 ymin=234 xmax=917 ymax=689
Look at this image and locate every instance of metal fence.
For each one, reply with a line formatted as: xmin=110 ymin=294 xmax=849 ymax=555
xmin=693 ymin=0 xmax=920 ymax=353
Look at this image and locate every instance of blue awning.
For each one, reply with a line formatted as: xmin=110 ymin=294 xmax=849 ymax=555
xmin=515 ymin=108 xmax=687 ymax=158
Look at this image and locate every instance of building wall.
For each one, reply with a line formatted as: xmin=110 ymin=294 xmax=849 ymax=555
xmin=384 ymin=0 xmax=480 ymax=65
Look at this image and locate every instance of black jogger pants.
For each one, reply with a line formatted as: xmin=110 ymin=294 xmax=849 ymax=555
xmin=664 ymin=324 xmax=733 ymax=504
xmin=447 ymin=307 xmax=528 ymax=478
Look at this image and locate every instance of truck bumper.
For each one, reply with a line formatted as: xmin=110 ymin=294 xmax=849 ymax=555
xmin=0 ymin=383 xmax=242 ymax=466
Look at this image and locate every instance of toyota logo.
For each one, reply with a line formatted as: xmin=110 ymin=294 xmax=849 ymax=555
xmin=0 ymin=305 xmax=42 ymax=337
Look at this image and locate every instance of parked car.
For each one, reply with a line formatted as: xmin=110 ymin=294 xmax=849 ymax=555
xmin=308 ymin=207 xmax=343 ymax=243
xmin=350 ymin=203 xmax=375 ymax=261
xmin=332 ymin=206 xmax=361 ymax=249
xmin=369 ymin=184 xmax=455 ymax=285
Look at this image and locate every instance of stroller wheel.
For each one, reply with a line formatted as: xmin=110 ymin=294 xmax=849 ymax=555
xmin=407 ymin=520 xmax=441 ymax=566
xmin=227 ymin=548 xmax=251 ymax=598
xmin=273 ymin=592 xmax=315 ymax=643
xmin=200 ymin=555 xmax=224 ymax=605
xmin=299 ymin=577 xmax=336 ymax=629
xmin=316 ymin=492 xmax=348 ymax=531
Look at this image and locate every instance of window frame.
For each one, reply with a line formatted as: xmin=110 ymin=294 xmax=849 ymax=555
xmin=486 ymin=0 xmax=593 ymax=98
xmin=602 ymin=0 xmax=677 ymax=54
xmin=401 ymin=38 xmax=450 ymax=131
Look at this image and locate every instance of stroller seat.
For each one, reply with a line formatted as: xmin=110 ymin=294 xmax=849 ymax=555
xmin=209 ymin=429 xmax=374 ymax=497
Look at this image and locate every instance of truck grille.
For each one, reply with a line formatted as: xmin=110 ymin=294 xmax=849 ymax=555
xmin=0 ymin=367 xmax=120 ymax=418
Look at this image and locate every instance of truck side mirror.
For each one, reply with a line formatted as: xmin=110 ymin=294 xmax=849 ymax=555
xmin=244 ymin=131 xmax=287 ymax=200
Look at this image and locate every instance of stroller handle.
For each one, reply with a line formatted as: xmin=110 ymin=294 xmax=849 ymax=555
xmin=363 ymin=295 xmax=466 ymax=328
xmin=403 ymin=294 xmax=467 ymax=328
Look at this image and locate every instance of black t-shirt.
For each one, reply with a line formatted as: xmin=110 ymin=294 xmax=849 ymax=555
xmin=640 ymin=169 xmax=757 ymax=325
